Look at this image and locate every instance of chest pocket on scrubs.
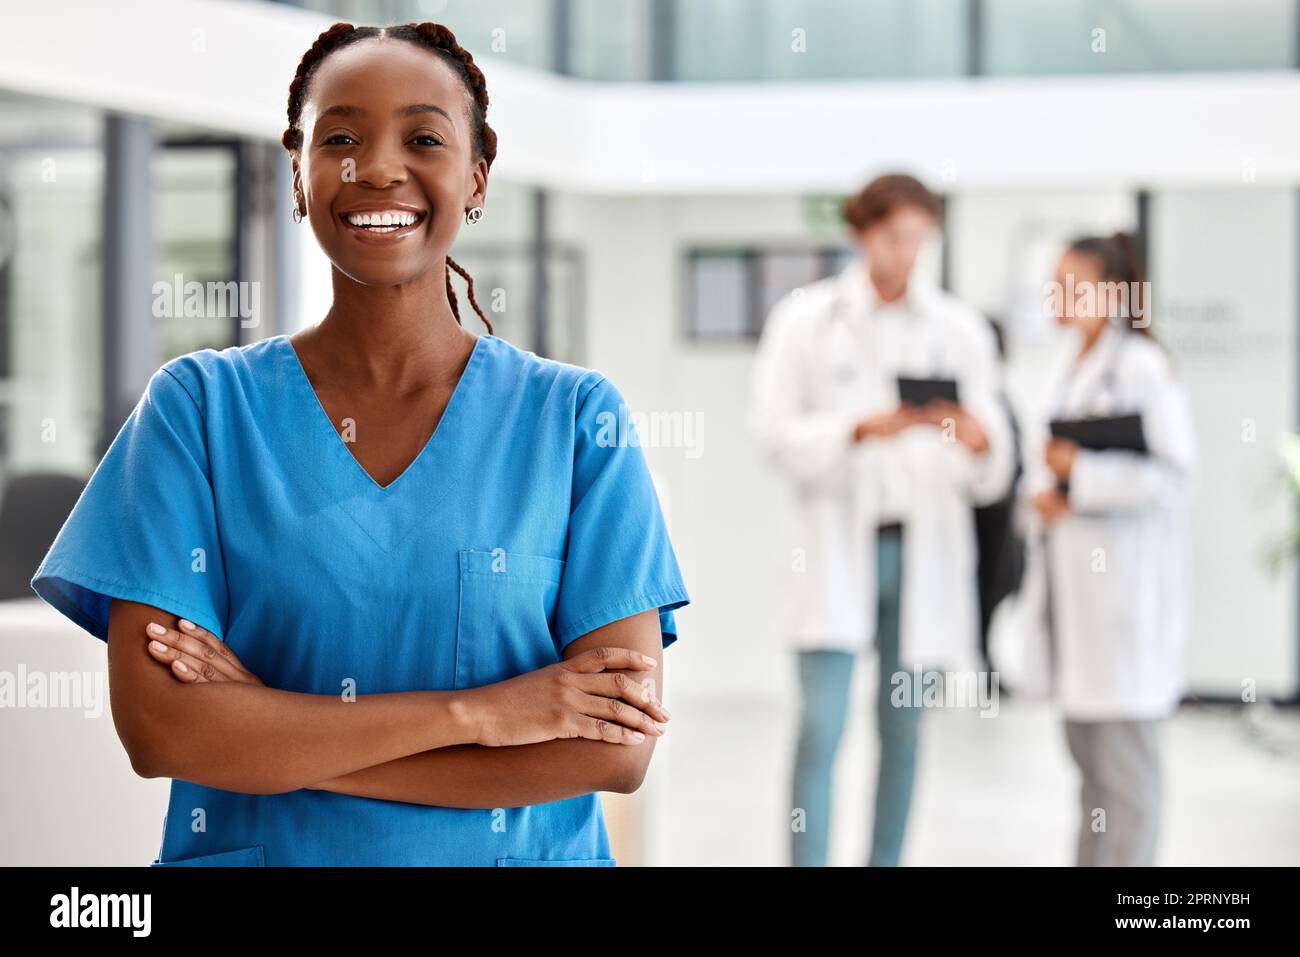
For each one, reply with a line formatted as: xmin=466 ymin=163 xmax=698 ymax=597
xmin=454 ymin=549 xmax=565 ymax=689
xmin=151 ymin=845 xmax=266 ymax=867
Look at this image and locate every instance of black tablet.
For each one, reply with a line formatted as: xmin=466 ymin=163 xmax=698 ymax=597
xmin=1049 ymin=413 xmax=1148 ymax=453
xmin=897 ymin=376 xmax=959 ymax=406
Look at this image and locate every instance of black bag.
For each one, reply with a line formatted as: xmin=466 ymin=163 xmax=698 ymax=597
xmin=974 ymin=392 xmax=1026 ymax=665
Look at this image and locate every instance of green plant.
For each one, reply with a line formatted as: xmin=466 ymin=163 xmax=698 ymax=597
xmin=1268 ymin=433 xmax=1300 ymax=573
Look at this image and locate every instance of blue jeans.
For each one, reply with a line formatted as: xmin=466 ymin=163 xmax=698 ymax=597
xmin=790 ymin=526 xmax=921 ymax=866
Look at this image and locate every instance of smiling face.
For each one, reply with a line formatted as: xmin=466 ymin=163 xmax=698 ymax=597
xmin=290 ymin=37 xmax=488 ymax=288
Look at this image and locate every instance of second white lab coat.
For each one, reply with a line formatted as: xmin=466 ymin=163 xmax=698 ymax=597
xmin=749 ymin=258 xmax=1016 ymax=669
xmin=992 ymin=323 xmax=1197 ymax=720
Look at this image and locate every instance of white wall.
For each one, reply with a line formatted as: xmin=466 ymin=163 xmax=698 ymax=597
xmin=1150 ymin=189 xmax=1298 ymax=696
xmin=551 ymin=194 xmax=848 ymax=703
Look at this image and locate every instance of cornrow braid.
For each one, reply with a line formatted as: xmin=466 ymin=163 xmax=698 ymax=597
xmin=280 ymin=21 xmax=497 ymax=335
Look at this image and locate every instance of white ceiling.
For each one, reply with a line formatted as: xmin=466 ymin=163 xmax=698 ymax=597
xmin=3 ymin=0 xmax=1299 ymax=193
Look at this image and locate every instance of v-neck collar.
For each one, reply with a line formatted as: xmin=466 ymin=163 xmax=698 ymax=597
xmin=1057 ymin=322 xmax=1125 ymax=416
xmin=277 ymin=332 xmax=489 ymax=494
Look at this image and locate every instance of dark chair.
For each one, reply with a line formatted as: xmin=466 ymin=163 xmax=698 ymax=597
xmin=0 ymin=472 xmax=87 ymax=600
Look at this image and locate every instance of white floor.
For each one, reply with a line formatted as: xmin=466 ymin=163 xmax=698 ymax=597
xmin=653 ymin=692 xmax=1300 ymax=866
xmin=6 ymin=600 xmax=1297 ymax=866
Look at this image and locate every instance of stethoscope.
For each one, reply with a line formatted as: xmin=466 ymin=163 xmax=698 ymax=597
xmin=827 ymin=287 xmax=952 ymax=391
xmin=1049 ymin=324 xmax=1129 ymax=420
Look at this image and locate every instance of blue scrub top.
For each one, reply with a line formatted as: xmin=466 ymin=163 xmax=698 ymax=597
xmin=31 ymin=333 xmax=690 ymax=866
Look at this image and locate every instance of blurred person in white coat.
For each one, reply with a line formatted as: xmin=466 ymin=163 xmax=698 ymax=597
xmin=998 ymin=232 xmax=1197 ymax=866
xmin=750 ymin=175 xmax=1016 ymax=866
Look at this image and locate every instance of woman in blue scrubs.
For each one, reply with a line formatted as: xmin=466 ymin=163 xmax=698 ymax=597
xmin=30 ymin=21 xmax=689 ymax=866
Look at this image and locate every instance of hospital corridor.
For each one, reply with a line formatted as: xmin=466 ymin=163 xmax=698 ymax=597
xmin=0 ymin=0 xmax=1296 ymax=935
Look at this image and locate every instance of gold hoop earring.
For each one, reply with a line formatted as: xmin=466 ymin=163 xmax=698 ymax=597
xmin=465 ymin=206 xmax=483 ymax=225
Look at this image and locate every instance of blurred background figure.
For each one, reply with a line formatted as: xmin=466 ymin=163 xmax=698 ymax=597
xmin=750 ymin=174 xmax=1015 ymax=865
xmin=1 ymin=0 xmax=1298 ymax=866
xmin=998 ymin=233 xmax=1197 ymax=865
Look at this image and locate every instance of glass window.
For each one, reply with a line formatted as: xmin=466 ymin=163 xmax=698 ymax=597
xmin=0 ymin=94 xmax=104 ymax=478
xmin=294 ymin=0 xmax=558 ymax=72
xmin=449 ymin=181 xmax=583 ymax=361
xmin=983 ymin=0 xmax=1297 ymax=75
xmin=688 ymin=251 xmax=752 ymax=339
xmin=673 ymin=0 xmax=966 ymax=81
xmin=569 ymin=0 xmax=653 ymax=81
xmin=446 ymin=245 xmax=584 ymax=362
xmin=757 ymin=250 xmax=825 ymax=319
xmin=685 ymin=245 xmax=850 ymax=340
xmin=287 ymin=0 xmax=1298 ymax=80
xmin=154 ymin=143 xmax=239 ymax=359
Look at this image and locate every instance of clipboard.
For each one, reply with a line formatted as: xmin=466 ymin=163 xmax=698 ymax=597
xmin=897 ymin=376 xmax=959 ymax=407
xmin=1049 ymin=413 xmax=1148 ymax=454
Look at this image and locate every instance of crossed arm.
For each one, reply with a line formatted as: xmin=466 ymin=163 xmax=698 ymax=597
xmin=106 ymin=598 xmax=666 ymax=808
xmin=308 ymin=618 xmax=667 ymax=808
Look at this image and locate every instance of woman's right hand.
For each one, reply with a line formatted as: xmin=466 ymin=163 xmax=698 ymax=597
xmin=466 ymin=647 xmax=671 ymax=748
xmin=1032 ymin=488 xmax=1070 ymax=526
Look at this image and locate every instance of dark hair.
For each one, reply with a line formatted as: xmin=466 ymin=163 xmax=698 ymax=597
xmin=1066 ymin=231 xmax=1153 ymax=338
xmin=841 ymin=173 xmax=942 ymax=233
xmin=281 ymin=22 xmax=497 ymax=334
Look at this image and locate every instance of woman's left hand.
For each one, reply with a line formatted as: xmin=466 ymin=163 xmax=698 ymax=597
xmin=1044 ymin=437 xmax=1079 ymax=481
xmin=144 ymin=618 xmax=264 ymax=685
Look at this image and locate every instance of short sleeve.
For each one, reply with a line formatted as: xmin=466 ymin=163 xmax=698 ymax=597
xmin=553 ymin=375 xmax=690 ymax=651
xmin=30 ymin=362 xmax=229 ymax=644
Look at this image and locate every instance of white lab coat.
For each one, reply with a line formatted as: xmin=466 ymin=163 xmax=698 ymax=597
xmin=749 ymin=258 xmax=1016 ymax=669
xmin=992 ymin=323 xmax=1197 ymax=720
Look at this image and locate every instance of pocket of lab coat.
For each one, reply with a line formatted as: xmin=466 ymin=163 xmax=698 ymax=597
xmin=454 ymin=549 xmax=566 ymax=689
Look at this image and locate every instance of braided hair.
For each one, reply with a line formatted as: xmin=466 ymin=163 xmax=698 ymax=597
xmin=281 ymin=22 xmax=496 ymax=334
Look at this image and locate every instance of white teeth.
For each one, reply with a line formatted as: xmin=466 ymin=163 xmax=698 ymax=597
xmin=345 ymin=210 xmax=420 ymax=229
